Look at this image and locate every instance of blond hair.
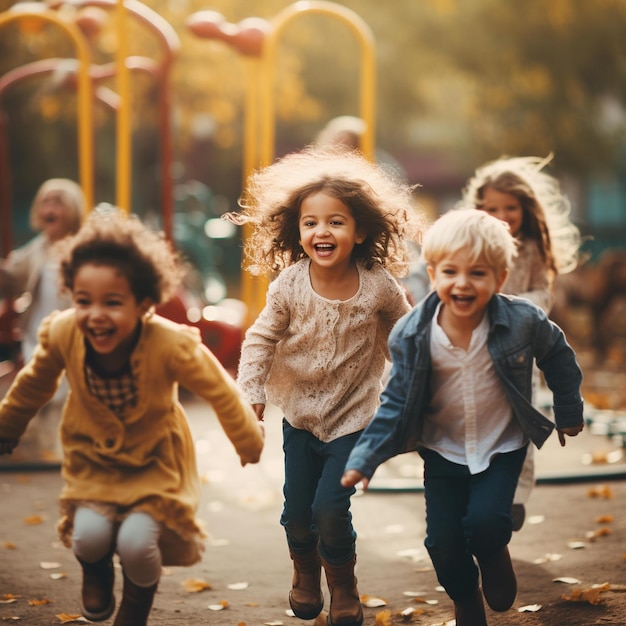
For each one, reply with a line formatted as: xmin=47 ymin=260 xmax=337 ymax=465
xmin=30 ymin=178 xmax=85 ymax=234
xmin=225 ymin=144 xmax=423 ymax=277
xmin=462 ymin=155 xmax=580 ymax=275
xmin=422 ymin=208 xmax=517 ymax=276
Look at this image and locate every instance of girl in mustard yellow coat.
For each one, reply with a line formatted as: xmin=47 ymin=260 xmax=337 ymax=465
xmin=0 ymin=209 xmax=264 ymax=626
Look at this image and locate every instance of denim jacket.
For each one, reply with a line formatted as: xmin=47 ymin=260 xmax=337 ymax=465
xmin=345 ymin=291 xmax=584 ymax=479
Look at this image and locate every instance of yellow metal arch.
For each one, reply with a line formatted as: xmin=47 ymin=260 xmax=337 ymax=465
xmin=242 ymin=1 xmax=376 ymax=326
xmin=259 ymin=0 xmax=377 ymax=167
xmin=0 ymin=6 xmax=94 ymax=210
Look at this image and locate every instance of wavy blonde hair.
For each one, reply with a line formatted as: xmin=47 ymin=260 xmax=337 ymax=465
xmin=225 ymin=144 xmax=423 ymax=278
xmin=462 ymin=155 xmax=581 ymax=276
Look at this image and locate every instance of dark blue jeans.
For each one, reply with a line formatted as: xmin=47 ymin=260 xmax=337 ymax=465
xmin=280 ymin=419 xmax=360 ymax=566
xmin=419 ymin=445 xmax=527 ymax=602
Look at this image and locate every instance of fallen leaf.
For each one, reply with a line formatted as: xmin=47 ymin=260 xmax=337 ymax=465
xmin=3 ymin=542 xmax=16 ymax=550
xmin=50 ymin=572 xmax=67 ymax=580
xmin=23 ymin=515 xmax=44 ymax=525
xmin=40 ymin=562 xmax=61 ymax=570
xmin=374 ymin=609 xmax=392 ymax=626
xmin=263 ymin=622 xmax=283 ymax=626
xmin=55 ymin=614 xmax=90 ymax=624
xmin=553 ymin=577 xmax=581 ymax=584
xmin=227 ymin=582 xmax=249 ymax=590
xmin=1 ymin=595 xmax=21 ymax=602
xmin=527 ymin=515 xmax=545 ymax=525
xmin=1 ymin=617 xmax=20 ymax=621
xmin=587 ymin=485 xmax=613 ymax=499
xmin=207 ymin=600 xmax=229 ymax=611
xmin=182 ymin=578 xmax=212 ymax=593
xmin=533 ymin=553 xmax=562 ymax=564
xmin=361 ymin=595 xmax=387 ymax=607
xmin=595 ymin=515 xmax=614 ymax=523
xmin=28 ymin=598 xmax=51 ymax=606
xmin=518 ymin=604 xmax=542 ymax=612
xmin=567 ymin=541 xmax=586 ymax=549
xmin=561 ymin=582 xmax=610 ymax=605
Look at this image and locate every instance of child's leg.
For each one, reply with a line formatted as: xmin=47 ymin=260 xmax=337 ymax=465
xmin=314 ymin=431 xmax=362 ymax=626
xmin=420 ymin=448 xmax=480 ymax=603
xmin=72 ymin=507 xmax=116 ymax=621
xmin=466 ymin=446 xmax=527 ymax=612
xmin=114 ymin=512 xmax=161 ymax=626
xmin=280 ymin=420 xmax=325 ymax=619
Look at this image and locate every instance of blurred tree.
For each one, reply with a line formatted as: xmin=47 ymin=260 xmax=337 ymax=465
xmin=1 ymin=0 xmax=626 ymax=211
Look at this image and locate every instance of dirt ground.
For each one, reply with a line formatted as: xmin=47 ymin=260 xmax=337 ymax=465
xmin=1 ymin=372 xmax=626 ymax=626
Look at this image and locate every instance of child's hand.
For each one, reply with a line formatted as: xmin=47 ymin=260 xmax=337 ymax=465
xmin=0 ymin=438 xmax=19 ymax=455
xmin=558 ymin=424 xmax=584 ymax=447
xmin=341 ymin=469 xmax=369 ymax=491
xmin=252 ymin=403 xmax=265 ymax=421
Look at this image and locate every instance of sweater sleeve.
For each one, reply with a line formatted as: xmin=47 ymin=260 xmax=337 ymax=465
xmin=237 ymin=275 xmax=290 ymax=405
xmin=171 ymin=326 xmax=264 ymax=466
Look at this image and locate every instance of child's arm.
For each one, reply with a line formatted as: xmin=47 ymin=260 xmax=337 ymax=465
xmin=533 ymin=310 xmax=585 ymax=437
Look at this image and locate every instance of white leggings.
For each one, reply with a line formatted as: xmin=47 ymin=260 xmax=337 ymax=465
xmin=72 ymin=507 xmax=162 ymax=587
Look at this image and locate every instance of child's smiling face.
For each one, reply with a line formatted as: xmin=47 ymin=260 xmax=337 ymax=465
xmin=71 ymin=262 xmax=151 ymax=367
xmin=427 ymin=247 xmax=508 ymax=327
xmin=298 ymin=191 xmax=365 ymax=271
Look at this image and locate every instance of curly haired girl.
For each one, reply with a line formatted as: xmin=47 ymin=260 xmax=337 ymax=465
xmin=228 ymin=144 xmax=422 ymax=626
xmin=0 ymin=208 xmax=264 ymax=626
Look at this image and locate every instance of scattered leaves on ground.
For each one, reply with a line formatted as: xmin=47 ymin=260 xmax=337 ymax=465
xmin=561 ymin=582 xmax=610 ymax=605
xmin=28 ymin=598 xmax=51 ymax=606
xmin=518 ymin=603 xmax=542 ymax=612
xmin=587 ymin=485 xmax=613 ymax=499
xmin=22 ymin=515 xmax=43 ymax=526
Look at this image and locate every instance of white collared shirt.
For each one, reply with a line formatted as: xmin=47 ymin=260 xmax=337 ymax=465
xmin=422 ymin=302 xmax=527 ymax=474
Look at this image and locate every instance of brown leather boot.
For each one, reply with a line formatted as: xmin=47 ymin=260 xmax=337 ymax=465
xmin=112 ymin=574 xmax=158 ymax=626
xmin=289 ymin=548 xmax=324 ymax=619
xmin=477 ymin=546 xmax=517 ymax=611
xmin=454 ymin=587 xmax=487 ymax=626
xmin=321 ymin=555 xmax=363 ymax=626
xmin=77 ymin=554 xmax=115 ymax=621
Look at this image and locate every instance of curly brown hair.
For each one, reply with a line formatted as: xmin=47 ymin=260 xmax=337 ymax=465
xmin=59 ymin=207 xmax=184 ymax=305
xmin=225 ymin=144 xmax=423 ymax=277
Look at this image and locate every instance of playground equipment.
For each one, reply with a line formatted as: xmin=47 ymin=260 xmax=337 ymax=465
xmin=187 ymin=0 xmax=376 ymax=326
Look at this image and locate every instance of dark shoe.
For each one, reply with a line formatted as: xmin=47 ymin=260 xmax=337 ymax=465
xmin=77 ymin=554 xmax=116 ymax=621
xmin=511 ymin=503 xmax=526 ymax=532
xmin=289 ymin=548 xmax=324 ymax=619
xmin=321 ymin=555 xmax=363 ymax=626
xmin=454 ymin=587 xmax=487 ymax=626
xmin=477 ymin=546 xmax=517 ymax=612
xmin=113 ymin=574 xmax=158 ymax=626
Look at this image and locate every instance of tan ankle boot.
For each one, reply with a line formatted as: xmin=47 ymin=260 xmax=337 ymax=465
xmin=454 ymin=587 xmax=487 ymax=626
xmin=321 ymin=555 xmax=363 ymax=626
xmin=477 ymin=546 xmax=517 ymax=611
xmin=289 ymin=548 xmax=324 ymax=619
xmin=113 ymin=574 xmax=158 ymax=626
xmin=77 ymin=554 xmax=115 ymax=621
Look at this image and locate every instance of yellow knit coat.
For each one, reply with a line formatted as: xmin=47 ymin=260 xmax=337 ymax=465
xmin=0 ymin=309 xmax=264 ymax=566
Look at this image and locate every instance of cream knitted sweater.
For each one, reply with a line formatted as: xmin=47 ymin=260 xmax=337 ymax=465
xmin=238 ymin=259 xmax=411 ymax=442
